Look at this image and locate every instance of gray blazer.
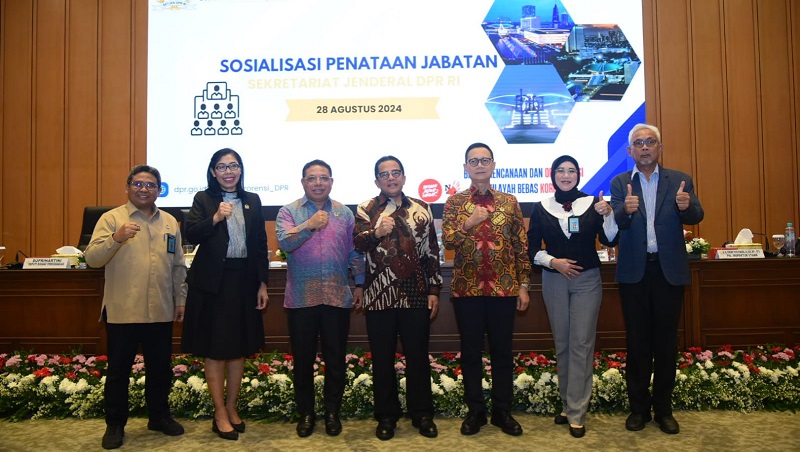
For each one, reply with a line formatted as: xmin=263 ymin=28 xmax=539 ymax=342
xmin=610 ymin=166 xmax=704 ymax=286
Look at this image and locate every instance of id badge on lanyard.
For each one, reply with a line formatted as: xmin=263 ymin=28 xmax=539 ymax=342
xmin=568 ymin=216 xmax=580 ymax=233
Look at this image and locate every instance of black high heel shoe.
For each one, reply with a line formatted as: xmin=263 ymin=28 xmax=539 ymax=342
xmin=212 ymin=419 xmax=239 ymax=441
xmin=231 ymin=421 xmax=246 ymax=433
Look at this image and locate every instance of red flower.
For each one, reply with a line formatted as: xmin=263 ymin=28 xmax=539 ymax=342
xmin=514 ymin=366 xmax=525 ymax=374
xmin=282 ymin=354 xmax=293 ymax=361
xmin=26 ymin=355 xmax=37 ymax=363
xmin=442 ymin=352 xmax=457 ymax=360
xmin=59 ymin=356 xmax=72 ymax=365
xmin=717 ymin=344 xmax=733 ymax=354
xmin=743 ymin=354 xmax=754 ymax=364
xmin=95 ymin=355 xmax=108 ymax=363
xmin=454 ymin=366 xmax=462 ymax=376
xmin=748 ymin=365 xmax=760 ymax=374
xmin=535 ymin=355 xmax=550 ymax=366
xmin=66 ymin=372 xmax=78 ymax=380
xmin=679 ymin=362 xmax=691 ymax=369
xmin=258 ymin=364 xmax=271 ymax=375
xmin=365 ymin=353 xmax=372 ymax=360
xmin=33 ymin=367 xmax=52 ymax=377
xmin=608 ymin=361 xmax=622 ymax=368
xmin=90 ymin=369 xmax=102 ymax=378
xmin=616 ymin=351 xmax=627 ymax=359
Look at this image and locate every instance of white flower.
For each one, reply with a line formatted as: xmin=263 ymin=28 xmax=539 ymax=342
xmin=399 ymin=377 xmax=406 ymax=390
xmin=710 ymin=372 xmax=718 ymax=382
xmin=439 ymin=374 xmax=457 ymax=392
xmin=686 ymin=243 xmax=694 ymax=253
xmin=75 ymin=378 xmax=89 ymax=393
xmin=602 ymin=368 xmax=622 ymax=381
xmin=514 ymin=373 xmax=534 ymax=389
xmin=269 ymin=374 xmax=292 ymax=386
xmin=187 ymin=375 xmax=205 ymax=391
xmin=353 ymin=373 xmax=372 ymax=387
xmin=704 ymin=360 xmax=714 ymax=369
xmin=250 ymin=379 xmax=261 ymax=388
xmin=481 ymin=378 xmax=490 ymax=390
xmin=136 ymin=376 xmax=146 ymax=386
xmin=59 ymin=378 xmax=78 ymax=395
xmin=314 ymin=375 xmax=325 ymax=385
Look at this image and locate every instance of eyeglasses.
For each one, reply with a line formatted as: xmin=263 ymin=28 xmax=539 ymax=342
xmin=214 ymin=163 xmax=241 ymax=172
xmin=555 ymin=168 xmax=577 ymax=175
xmin=377 ymin=170 xmax=403 ymax=180
xmin=130 ymin=181 xmax=159 ymax=190
xmin=467 ymin=157 xmax=493 ymax=167
xmin=304 ymin=175 xmax=331 ymax=184
xmin=632 ymin=138 xmax=659 ymax=149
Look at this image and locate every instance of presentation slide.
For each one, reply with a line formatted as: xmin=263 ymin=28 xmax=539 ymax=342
xmin=147 ymin=0 xmax=644 ymax=212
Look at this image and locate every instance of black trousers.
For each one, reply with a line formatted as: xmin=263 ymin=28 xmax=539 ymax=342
xmin=619 ymin=259 xmax=684 ymax=417
xmin=287 ymin=304 xmax=350 ymax=415
xmin=104 ymin=321 xmax=174 ymax=426
xmin=366 ymin=307 xmax=433 ymax=422
xmin=453 ymin=296 xmax=517 ymax=414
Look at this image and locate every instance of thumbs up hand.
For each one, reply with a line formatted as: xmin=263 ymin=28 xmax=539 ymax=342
xmin=594 ymin=190 xmax=612 ymax=217
xmin=676 ymin=180 xmax=690 ymax=211
xmin=624 ymin=183 xmax=639 ymax=214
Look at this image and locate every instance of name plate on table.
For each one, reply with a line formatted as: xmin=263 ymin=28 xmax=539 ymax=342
xmin=22 ymin=257 xmax=72 ymax=269
xmin=715 ymin=248 xmax=765 ymax=259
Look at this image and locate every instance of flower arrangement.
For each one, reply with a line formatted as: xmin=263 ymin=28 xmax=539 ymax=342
xmin=1 ymin=345 xmax=798 ymax=422
xmin=685 ymin=230 xmax=711 ymax=255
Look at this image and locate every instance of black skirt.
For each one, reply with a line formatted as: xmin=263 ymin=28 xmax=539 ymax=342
xmin=182 ymin=258 xmax=264 ymax=359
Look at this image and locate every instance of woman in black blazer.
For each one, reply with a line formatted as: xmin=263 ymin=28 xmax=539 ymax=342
xmin=182 ymin=148 xmax=269 ymax=440
xmin=527 ymin=155 xmax=618 ymax=438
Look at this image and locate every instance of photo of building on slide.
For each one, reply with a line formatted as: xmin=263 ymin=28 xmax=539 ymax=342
xmin=484 ymin=65 xmax=574 ymax=144
xmin=482 ymin=1 xmax=641 ymax=102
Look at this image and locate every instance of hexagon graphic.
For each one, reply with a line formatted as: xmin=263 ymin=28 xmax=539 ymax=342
xmin=554 ymin=24 xmax=641 ymax=102
xmin=485 ymin=65 xmax=574 ymax=144
xmin=481 ymin=2 xmax=641 ymax=104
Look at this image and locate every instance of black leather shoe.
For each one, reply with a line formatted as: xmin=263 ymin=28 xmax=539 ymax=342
xmin=231 ymin=420 xmax=246 ymax=433
xmin=412 ymin=416 xmax=438 ymax=438
xmin=212 ymin=419 xmax=239 ymax=441
xmin=296 ymin=414 xmax=315 ymax=437
xmin=625 ymin=412 xmax=652 ymax=431
xmin=376 ymin=417 xmax=396 ymax=441
xmin=569 ymin=425 xmax=586 ymax=438
xmin=654 ymin=415 xmax=680 ymax=434
xmin=324 ymin=412 xmax=342 ymax=436
xmin=554 ymin=413 xmax=568 ymax=425
xmin=147 ymin=416 xmax=185 ymax=436
xmin=460 ymin=411 xmax=488 ymax=435
xmin=101 ymin=425 xmax=124 ymax=450
xmin=491 ymin=411 xmax=523 ymax=436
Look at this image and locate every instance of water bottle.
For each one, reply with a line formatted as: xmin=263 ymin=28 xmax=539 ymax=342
xmin=436 ymin=229 xmax=445 ymax=265
xmin=786 ymin=222 xmax=796 ymax=258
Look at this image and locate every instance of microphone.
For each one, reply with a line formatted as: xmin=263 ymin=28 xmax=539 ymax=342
xmin=7 ymin=250 xmax=28 ymax=269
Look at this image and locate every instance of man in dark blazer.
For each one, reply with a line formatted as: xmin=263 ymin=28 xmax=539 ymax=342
xmin=610 ymin=123 xmax=704 ymax=435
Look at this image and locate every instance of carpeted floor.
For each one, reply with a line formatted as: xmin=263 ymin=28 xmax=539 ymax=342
xmin=0 ymin=411 xmax=798 ymax=451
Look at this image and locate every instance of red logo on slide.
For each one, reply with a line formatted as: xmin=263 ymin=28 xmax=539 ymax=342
xmin=418 ymin=179 xmax=442 ymax=202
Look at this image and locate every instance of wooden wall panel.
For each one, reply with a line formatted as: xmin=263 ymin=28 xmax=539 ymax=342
xmin=723 ymin=0 xmax=764 ymax=236
xmin=98 ymin=0 xmax=133 ymax=206
xmin=33 ymin=0 xmax=67 ymax=255
xmin=652 ymin=0 xmax=695 ymax=177
xmin=756 ymin=1 xmax=795 ymax=239
xmin=1 ymin=0 xmax=34 ymax=257
xmin=65 ymin=0 xmax=99 ymax=249
xmin=1 ymin=0 xmax=799 ymax=259
xmin=689 ymin=0 xmax=731 ymax=244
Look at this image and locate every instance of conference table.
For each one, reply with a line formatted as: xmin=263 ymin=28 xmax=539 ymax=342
xmin=1 ymin=258 xmax=798 ymax=355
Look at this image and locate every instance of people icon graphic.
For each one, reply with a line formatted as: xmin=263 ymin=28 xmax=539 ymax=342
xmin=211 ymin=103 xmax=223 ymax=119
xmin=191 ymin=120 xmax=202 ymax=136
xmin=224 ymin=103 xmax=236 ymax=118
xmin=217 ymin=119 xmax=229 ymax=135
xmin=231 ymin=119 xmax=243 ymax=135
xmin=197 ymin=104 xmax=209 ymax=119
xmin=210 ymin=84 xmax=224 ymax=99
xmin=204 ymin=119 xmax=216 ymax=135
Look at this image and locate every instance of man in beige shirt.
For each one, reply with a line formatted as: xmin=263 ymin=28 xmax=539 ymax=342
xmin=85 ymin=165 xmax=187 ymax=450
